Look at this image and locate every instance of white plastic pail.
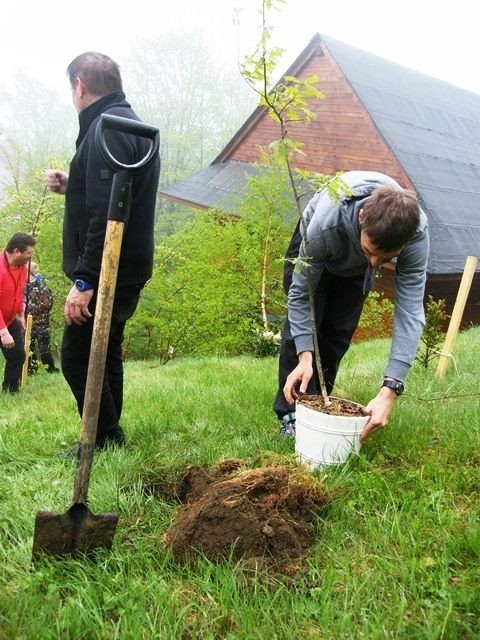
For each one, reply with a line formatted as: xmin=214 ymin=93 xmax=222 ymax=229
xmin=295 ymin=399 xmax=369 ymax=469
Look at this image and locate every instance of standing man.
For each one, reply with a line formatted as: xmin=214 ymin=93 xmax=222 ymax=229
xmin=45 ymin=52 xmax=160 ymax=452
xmin=0 ymin=232 xmax=36 ymax=392
xmin=275 ymin=171 xmax=429 ymax=442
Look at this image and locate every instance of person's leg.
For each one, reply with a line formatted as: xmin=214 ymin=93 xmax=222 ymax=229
xmin=316 ymin=271 xmax=368 ymax=392
xmin=37 ymin=327 xmax=59 ymax=372
xmin=1 ymin=320 xmax=26 ymax=392
xmin=273 ymin=318 xmax=299 ymax=419
xmin=61 ymin=286 xmax=143 ymax=448
xmin=61 ymin=318 xmax=95 ymax=415
xmin=100 ymin=285 xmax=143 ymax=434
xmin=274 ymin=264 xmax=331 ymax=421
xmin=274 ymin=221 xmax=303 ymax=423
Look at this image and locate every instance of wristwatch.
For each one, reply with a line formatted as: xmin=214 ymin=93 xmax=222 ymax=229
xmin=74 ymin=279 xmax=93 ymax=292
xmin=382 ymin=378 xmax=404 ymax=396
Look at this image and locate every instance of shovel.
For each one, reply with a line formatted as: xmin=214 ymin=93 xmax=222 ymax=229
xmin=32 ymin=114 xmax=159 ymax=559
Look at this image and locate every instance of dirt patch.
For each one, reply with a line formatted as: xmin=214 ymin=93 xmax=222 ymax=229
xmin=299 ymin=394 xmax=367 ymax=417
xmin=163 ymin=460 xmax=329 ymax=574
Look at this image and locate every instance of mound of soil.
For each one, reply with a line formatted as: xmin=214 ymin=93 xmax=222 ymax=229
xmin=299 ymin=394 xmax=367 ymax=417
xmin=163 ymin=461 xmax=329 ymax=572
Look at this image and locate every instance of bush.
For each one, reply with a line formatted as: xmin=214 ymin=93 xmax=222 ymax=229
xmin=125 ymin=166 xmax=294 ymax=360
xmin=354 ymin=290 xmax=394 ymax=342
xmin=415 ymin=295 xmax=449 ymax=369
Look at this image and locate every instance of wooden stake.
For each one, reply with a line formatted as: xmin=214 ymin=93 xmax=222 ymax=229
xmin=436 ymin=256 xmax=478 ymax=378
xmin=21 ymin=314 xmax=33 ymax=388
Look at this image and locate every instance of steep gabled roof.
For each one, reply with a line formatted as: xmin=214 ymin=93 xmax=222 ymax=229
xmin=160 ymin=33 xmax=480 ymax=274
xmin=318 ymin=34 xmax=480 ymax=274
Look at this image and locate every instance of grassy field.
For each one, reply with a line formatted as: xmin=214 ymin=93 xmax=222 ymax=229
xmin=0 ymin=328 xmax=479 ymax=639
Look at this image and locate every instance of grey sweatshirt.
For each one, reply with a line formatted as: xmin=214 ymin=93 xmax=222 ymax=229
xmin=288 ymin=171 xmax=429 ymax=382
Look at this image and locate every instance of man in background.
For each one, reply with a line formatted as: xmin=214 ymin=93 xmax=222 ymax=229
xmin=25 ymin=262 xmax=59 ymax=374
xmin=45 ymin=52 xmax=160 ymax=453
xmin=0 ymin=232 xmax=36 ymax=392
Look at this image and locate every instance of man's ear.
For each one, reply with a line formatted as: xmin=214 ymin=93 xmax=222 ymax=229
xmin=74 ymin=76 xmax=86 ymax=98
xmin=358 ymin=208 xmax=364 ymax=224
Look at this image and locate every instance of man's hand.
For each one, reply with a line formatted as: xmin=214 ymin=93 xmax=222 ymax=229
xmin=45 ymin=170 xmax=68 ymax=195
xmin=0 ymin=328 xmax=15 ymax=349
xmin=360 ymin=386 xmax=397 ymax=442
xmin=283 ymin=351 xmax=314 ymax=405
xmin=64 ymin=286 xmax=93 ymax=325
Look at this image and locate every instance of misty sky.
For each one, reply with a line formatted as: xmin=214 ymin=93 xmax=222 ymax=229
xmin=2 ymin=0 xmax=480 ymax=101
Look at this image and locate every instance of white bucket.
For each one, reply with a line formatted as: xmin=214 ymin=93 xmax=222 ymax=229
xmin=295 ymin=398 xmax=369 ymax=469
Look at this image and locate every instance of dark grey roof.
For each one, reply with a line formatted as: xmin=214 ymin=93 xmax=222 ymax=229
xmin=159 ymin=161 xmax=264 ymax=214
xmin=160 ymin=34 xmax=480 ymax=274
xmin=321 ymin=34 xmax=480 ymax=274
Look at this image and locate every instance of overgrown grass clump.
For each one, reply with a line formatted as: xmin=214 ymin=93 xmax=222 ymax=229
xmin=1 ymin=329 xmax=479 ymax=639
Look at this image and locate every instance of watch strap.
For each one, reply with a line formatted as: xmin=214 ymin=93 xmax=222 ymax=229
xmin=382 ymin=378 xmax=404 ymax=396
xmin=74 ymin=278 xmax=93 ymax=291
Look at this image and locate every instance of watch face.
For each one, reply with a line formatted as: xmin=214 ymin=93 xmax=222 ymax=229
xmin=75 ymin=279 xmax=89 ymax=291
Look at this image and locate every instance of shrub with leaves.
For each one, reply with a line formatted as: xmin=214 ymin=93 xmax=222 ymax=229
xmin=356 ymin=290 xmax=394 ymax=342
xmin=125 ymin=164 xmax=294 ymax=359
xmin=415 ymin=295 xmax=449 ymax=369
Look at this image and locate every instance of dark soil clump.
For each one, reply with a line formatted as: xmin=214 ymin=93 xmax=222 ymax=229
xmin=163 ymin=461 xmax=329 ymax=573
xmin=299 ymin=394 xmax=367 ymax=417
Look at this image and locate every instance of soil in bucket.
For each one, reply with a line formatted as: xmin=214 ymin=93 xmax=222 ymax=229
xmin=298 ymin=394 xmax=367 ymax=417
xmin=161 ymin=458 xmax=329 ymax=575
xmin=296 ymin=394 xmax=369 ymax=469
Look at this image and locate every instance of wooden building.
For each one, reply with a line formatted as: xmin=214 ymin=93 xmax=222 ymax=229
xmin=160 ymin=33 xmax=480 ymax=326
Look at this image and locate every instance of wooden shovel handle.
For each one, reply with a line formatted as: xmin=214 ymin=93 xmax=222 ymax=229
xmin=72 ymin=217 xmax=126 ymax=505
xmin=71 ymin=114 xmax=158 ymax=505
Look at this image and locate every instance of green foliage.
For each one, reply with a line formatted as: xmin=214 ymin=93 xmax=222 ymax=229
xmin=126 ymin=164 xmax=294 ymax=359
xmin=0 ymin=156 xmax=70 ymax=355
xmin=357 ymin=290 xmax=394 ymax=341
xmin=239 ymin=0 xmax=322 ymax=129
xmin=240 ymin=2 xmax=325 ymax=186
xmin=416 ymin=295 xmax=449 ymax=369
xmin=250 ymin=325 xmax=283 ymax=357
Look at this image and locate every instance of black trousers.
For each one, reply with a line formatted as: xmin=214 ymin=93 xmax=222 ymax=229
xmin=1 ymin=320 xmax=25 ymax=392
xmin=61 ymin=284 xmax=143 ymax=436
xmin=273 ymin=222 xmax=368 ymax=419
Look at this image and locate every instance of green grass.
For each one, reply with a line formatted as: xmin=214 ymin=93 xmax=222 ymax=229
xmin=1 ymin=329 xmax=479 ymax=639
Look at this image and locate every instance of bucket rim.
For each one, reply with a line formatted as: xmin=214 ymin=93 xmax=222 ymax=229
xmin=296 ymin=396 xmax=368 ymax=422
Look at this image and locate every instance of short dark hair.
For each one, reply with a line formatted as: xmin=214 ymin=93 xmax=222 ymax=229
xmin=6 ymin=232 xmax=36 ymax=253
xmin=361 ymin=186 xmax=420 ymax=251
xmin=67 ymin=52 xmax=122 ymax=96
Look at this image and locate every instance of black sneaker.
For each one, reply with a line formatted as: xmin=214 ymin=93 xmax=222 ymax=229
xmin=95 ymin=426 xmax=126 ymax=449
xmin=58 ymin=444 xmax=81 ymax=459
xmin=58 ymin=427 xmax=126 ymax=458
xmin=279 ymin=412 xmax=296 ymax=438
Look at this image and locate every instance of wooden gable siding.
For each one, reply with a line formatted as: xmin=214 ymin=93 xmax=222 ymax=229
xmin=218 ymin=42 xmax=412 ymax=189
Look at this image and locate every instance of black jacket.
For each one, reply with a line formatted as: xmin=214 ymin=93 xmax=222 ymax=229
xmin=63 ymin=90 xmax=160 ymax=287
